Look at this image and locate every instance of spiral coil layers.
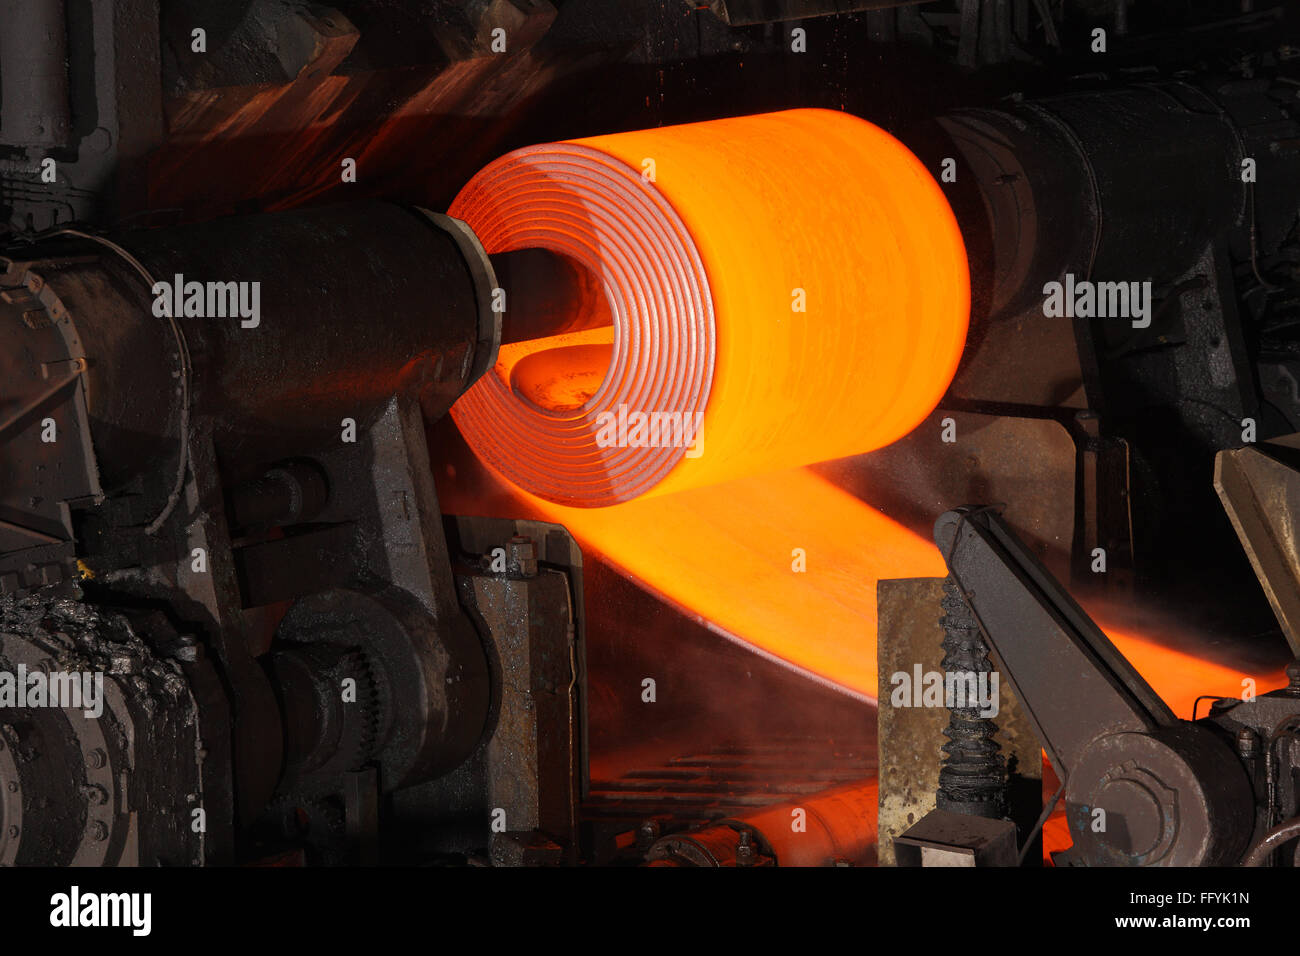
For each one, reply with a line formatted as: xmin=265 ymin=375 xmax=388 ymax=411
xmin=450 ymin=108 xmax=969 ymax=506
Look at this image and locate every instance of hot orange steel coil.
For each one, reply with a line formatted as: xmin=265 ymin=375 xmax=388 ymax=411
xmin=445 ymin=110 xmax=1274 ymax=710
xmin=449 ymin=108 xmax=969 ymax=506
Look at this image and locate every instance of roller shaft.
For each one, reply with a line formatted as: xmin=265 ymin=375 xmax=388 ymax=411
xmin=490 ymin=249 xmax=612 ymax=345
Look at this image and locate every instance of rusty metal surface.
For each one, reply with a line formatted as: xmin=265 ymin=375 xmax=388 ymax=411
xmin=876 ymin=578 xmax=947 ymax=866
xmin=0 ymin=256 xmax=101 ymax=589
xmin=0 ymin=592 xmax=206 ymax=865
xmin=468 ymin=565 xmax=576 ymax=850
xmin=1215 ymin=435 xmax=1300 ymax=656
xmin=876 ymin=577 xmax=1041 ymax=865
xmin=386 ymin=518 xmax=583 ymax=864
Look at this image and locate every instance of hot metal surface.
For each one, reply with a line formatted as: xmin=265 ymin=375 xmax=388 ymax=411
xmin=522 ymin=467 xmax=947 ymax=699
xmin=507 ymin=462 xmax=1270 ymax=705
xmin=448 ymin=108 xmax=969 ymax=506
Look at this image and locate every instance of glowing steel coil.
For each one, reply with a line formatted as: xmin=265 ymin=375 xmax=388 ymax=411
xmin=447 ymin=110 xmax=1270 ymax=720
xmin=449 ymin=108 xmax=969 ymax=506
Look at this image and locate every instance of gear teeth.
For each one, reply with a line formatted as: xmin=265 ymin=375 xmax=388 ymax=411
xmin=334 ymin=649 xmax=380 ymax=770
xmin=327 ymin=647 xmax=379 ymax=775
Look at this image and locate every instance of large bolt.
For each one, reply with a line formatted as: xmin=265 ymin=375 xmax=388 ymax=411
xmin=636 ymin=819 xmax=660 ymax=851
xmin=735 ymin=829 xmax=758 ymax=867
xmin=1285 ymin=659 xmax=1300 ymax=697
xmin=1237 ymin=727 xmax=1259 ymax=761
xmin=508 ymin=534 xmax=539 ymax=577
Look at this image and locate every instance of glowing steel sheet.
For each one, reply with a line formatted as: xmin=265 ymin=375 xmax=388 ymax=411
xmin=518 ymin=466 xmax=946 ymax=700
xmin=1098 ymin=625 xmax=1278 ymax=720
xmin=515 ymin=464 xmax=1281 ymax=708
xmin=449 ymin=108 xmax=970 ymax=506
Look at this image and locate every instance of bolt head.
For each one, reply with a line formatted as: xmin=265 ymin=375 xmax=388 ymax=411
xmin=507 ymin=535 xmax=539 ymax=576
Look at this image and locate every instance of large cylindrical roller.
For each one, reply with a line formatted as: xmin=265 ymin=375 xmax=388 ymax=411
xmin=449 ymin=108 xmax=969 ymax=507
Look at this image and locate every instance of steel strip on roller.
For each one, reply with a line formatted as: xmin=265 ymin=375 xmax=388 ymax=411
xmin=450 ymin=108 xmax=970 ymax=506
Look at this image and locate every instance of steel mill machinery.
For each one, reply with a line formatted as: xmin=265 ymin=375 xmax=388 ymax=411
xmin=2 ymin=0 xmax=1300 ymax=871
